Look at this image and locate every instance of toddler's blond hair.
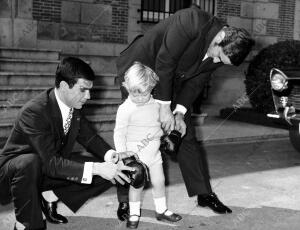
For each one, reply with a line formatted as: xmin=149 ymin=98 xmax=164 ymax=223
xmin=123 ymin=61 xmax=159 ymax=94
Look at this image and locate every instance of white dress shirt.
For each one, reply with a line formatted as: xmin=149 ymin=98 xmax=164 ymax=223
xmin=54 ymin=88 xmax=115 ymax=184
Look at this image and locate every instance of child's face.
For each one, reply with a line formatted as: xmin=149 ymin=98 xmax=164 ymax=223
xmin=129 ymin=90 xmax=151 ymax=105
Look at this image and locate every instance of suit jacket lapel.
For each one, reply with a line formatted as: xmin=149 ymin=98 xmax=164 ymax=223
xmin=198 ymin=58 xmax=223 ymax=73
xmin=48 ymin=89 xmax=82 ymax=156
xmin=63 ymin=110 xmax=80 ymax=154
xmin=202 ymin=17 xmax=225 ymax=58
xmin=48 ymin=89 xmax=64 ymax=140
xmin=180 ymin=17 xmax=225 ymax=81
xmin=195 ymin=16 xmax=225 ymax=74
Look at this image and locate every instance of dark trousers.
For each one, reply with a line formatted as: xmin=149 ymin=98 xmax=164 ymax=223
xmin=0 ymin=153 xmax=112 ymax=229
xmin=116 ymin=81 xmax=212 ymax=203
xmin=0 ymin=154 xmax=44 ymax=229
xmin=176 ymin=110 xmax=212 ymax=196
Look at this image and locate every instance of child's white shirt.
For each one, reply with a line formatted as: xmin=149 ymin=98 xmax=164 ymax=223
xmin=114 ymin=96 xmax=163 ymax=152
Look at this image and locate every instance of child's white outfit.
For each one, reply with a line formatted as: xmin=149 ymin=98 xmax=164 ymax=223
xmin=114 ymin=96 xmax=182 ymax=226
xmin=114 ymin=96 xmax=163 ymax=168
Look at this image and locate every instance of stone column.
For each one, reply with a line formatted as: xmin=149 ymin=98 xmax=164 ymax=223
xmin=14 ymin=0 xmax=37 ymax=48
xmin=0 ymin=0 xmax=37 ymax=48
xmin=294 ymin=0 xmax=300 ymax=40
xmin=0 ymin=0 xmax=14 ymax=47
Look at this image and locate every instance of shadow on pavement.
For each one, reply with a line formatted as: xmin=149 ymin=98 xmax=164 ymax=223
xmin=164 ymin=138 xmax=300 ymax=186
xmin=44 ymin=206 xmax=300 ymax=230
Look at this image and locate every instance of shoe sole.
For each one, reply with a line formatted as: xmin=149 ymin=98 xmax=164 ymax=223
xmin=156 ymin=216 xmax=182 ymax=222
xmin=197 ymin=204 xmax=232 ymax=214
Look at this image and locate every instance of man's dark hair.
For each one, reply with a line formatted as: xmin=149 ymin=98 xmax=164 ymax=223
xmin=219 ymin=27 xmax=255 ymax=66
xmin=55 ymin=57 xmax=95 ymax=88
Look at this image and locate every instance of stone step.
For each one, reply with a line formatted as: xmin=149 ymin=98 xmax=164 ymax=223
xmin=91 ymin=85 xmax=121 ymax=99
xmin=61 ymin=54 xmax=117 ymax=74
xmin=86 ymin=114 xmax=116 ymax=132
xmin=0 ymin=85 xmax=121 ymax=102
xmin=0 ymin=114 xmax=116 ymax=138
xmin=0 ymin=72 xmax=55 ymax=86
xmin=83 ymin=99 xmax=121 ymax=116
xmin=0 ymin=58 xmax=60 ymax=72
xmin=0 ymin=72 xmax=118 ymax=86
xmin=0 ymin=47 xmax=60 ymax=60
xmin=0 ymin=99 xmax=121 ymax=121
xmin=96 ymin=73 xmax=118 ymax=86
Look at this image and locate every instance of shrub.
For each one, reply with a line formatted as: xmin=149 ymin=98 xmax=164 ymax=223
xmin=245 ymin=40 xmax=300 ymax=114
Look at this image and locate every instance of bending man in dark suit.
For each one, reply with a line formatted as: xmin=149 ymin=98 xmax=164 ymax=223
xmin=116 ymin=5 xmax=255 ymax=220
xmin=0 ymin=57 xmax=135 ymax=230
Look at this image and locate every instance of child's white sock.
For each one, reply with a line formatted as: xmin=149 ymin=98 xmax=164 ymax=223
xmin=42 ymin=190 xmax=58 ymax=202
xmin=129 ymin=201 xmax=141 ymax=221
xmin=153 ymin=197 xmax=173 ymax=215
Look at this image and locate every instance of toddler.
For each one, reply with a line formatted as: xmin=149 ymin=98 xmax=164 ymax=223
xmin=114 ymin=62 xmax=182 ymax=228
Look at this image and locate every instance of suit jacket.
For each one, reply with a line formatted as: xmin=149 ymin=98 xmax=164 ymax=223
xmin=116 ymin=5 xmax=224 ymax=110
xmin=0 ymin=88 xmax=111 ymax=183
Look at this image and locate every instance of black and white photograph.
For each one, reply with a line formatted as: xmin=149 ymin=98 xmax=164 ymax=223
xmin=0 ymin=0 xmax=299 ymax=229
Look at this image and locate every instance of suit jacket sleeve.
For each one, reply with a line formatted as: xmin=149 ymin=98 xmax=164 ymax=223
xmin=76 ymin=115 xmax=111 ymax=161
xmin=155 ymin=8 xmax=203 ymax=101
xmin=18 ymin=107 xmax=85 ymax=183
xmin=176 ymin=72 xmax=212 ymax=109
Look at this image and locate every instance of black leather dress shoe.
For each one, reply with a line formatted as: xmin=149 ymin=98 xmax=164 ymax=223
xmin=197 ymin=193 xmax=232 ymax=214
xmin=41 ymin=197 xmax=68 ymax=224
xmin=117 ymin=202 xmax=129 ymax=221
xmin=156 ymin=210 xmax=182 ymax=222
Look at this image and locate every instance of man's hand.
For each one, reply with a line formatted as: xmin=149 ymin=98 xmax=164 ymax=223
xmin=92 ymin=162 xmax=135 ymax=185
xmin=174 ymin=112 xmax=186 ymax=136
xmin=160 ymin=104 xmax=175 ymax=133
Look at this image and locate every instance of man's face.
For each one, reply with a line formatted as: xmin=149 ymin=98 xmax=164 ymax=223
xmin=207 ymin=30 xmax=232 ymax=65
xmin=63 ymin=78 xmax=93 ymax=109
xmin=207 ymin=44 xmax=232 ymax=65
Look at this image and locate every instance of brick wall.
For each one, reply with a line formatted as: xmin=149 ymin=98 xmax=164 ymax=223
xmin=31 ymin=0 xmax=296 ymax=46
xmin=33 ymin=0 xmax=128 ymax=43
xmin=216 ymin=0 xmax=295 ymax=42
xmin=267 ymin=0 xmax=295 ymax=41
xmin=217 ymin=0 xmax=241 ymax=23
xmin=32 ymin=0 xmax=61 ymax=22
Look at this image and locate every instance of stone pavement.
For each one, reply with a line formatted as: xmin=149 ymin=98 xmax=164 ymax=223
xmin=195 ymin=115 xmax=289 ymax=145
xmin=1 ymin=116 xmax=298 ymax=230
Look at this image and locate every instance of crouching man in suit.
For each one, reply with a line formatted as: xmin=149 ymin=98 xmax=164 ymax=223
xmin=0 ymin=57 xmax=135 ymax=230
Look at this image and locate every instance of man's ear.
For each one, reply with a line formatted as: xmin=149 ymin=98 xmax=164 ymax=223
xmin=60 ymin=81 xmax=69 ymax=91
xmin=215 ymin=30 xmax=225 ymax=44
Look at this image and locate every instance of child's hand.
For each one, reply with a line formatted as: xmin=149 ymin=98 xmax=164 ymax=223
xmin=118 ymin=151 xmax=139 ymax=161
xmin=160 ymin=104 xmax=175 ymax=133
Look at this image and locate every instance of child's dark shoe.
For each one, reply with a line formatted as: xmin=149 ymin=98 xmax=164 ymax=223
xmin=126 ymin=215 xmax=140 ymax=229
xmin=155 ymin=209 xmax=182 ymax=222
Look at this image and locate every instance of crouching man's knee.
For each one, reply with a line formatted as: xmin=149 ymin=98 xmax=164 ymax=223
xmin=12 ymin=154 xmax=42 ymax=185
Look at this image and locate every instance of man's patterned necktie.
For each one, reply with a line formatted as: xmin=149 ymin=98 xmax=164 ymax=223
xmin=63 ymin=108 xmax=74 ymax=135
